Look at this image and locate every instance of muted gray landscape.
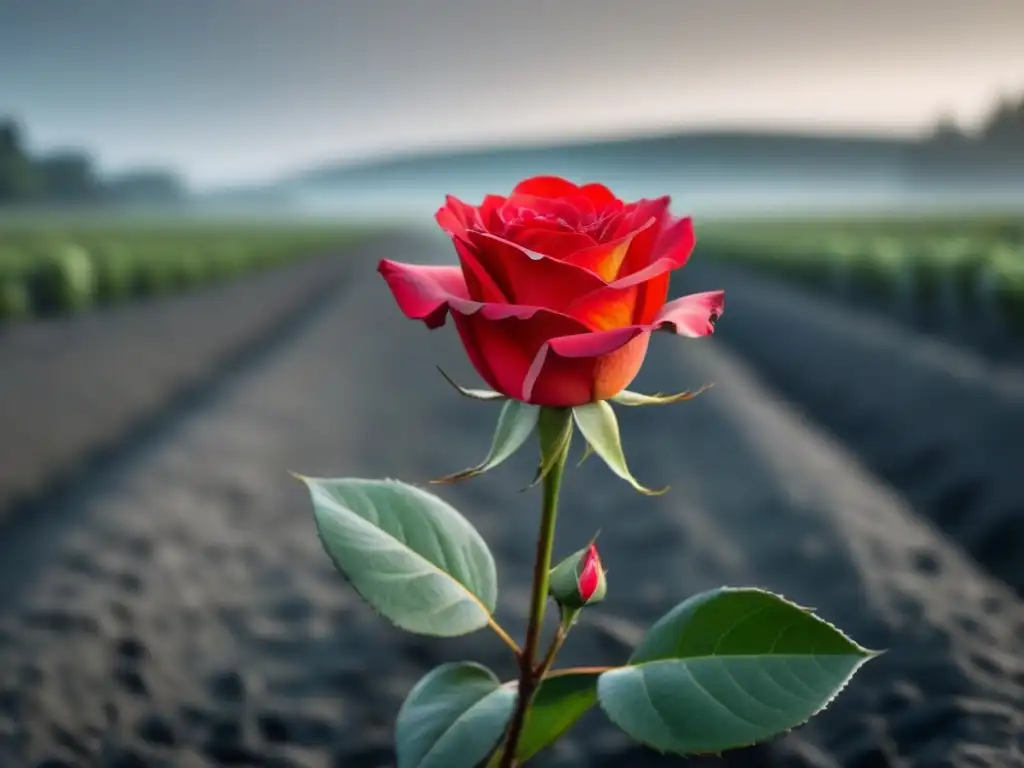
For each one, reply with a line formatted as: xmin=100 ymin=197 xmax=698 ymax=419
xmin=0 ymin=232 xmax=1021 ymax=767
xmin=3 ymin=1 xmax=1023 ymax=765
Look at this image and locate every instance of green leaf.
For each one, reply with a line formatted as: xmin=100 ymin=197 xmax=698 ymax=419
xmin=434 ymin=400 xmax=540 ymax=484
xmin=298 ymin=477 xmax=498 ymax=636
xmin=611 ymin=383 xmax=712 ymax=406
xmin=597 ymin=588 xmax=879 ymax=755
xmin=396 ymin=662 xmax=516 ymax=768
xmin=437 ymin=366 xmax=507 ymax=401
xmin=487 ymin=669 xmax=601 ymax=766
xmin=572 ymin=401 xmax=667 ymax=496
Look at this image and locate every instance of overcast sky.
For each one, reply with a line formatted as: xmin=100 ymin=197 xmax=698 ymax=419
xmin=2 ymin=0 xmax=1022 ymax=187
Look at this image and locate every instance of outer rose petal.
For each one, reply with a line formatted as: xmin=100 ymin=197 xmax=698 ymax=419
xmin=479 ymin=194 xmax=507 ymax=231
xmin=451 ymin=303 xmax=591 ymax=402
xmin=434 ymin=194 xmax=480 ymax=242
xmin=377 ymin=261 xmax=470 ymax=329
xmin=614 ymin=198 xmax=673 ymax=276
xmin=525 ymin=326 xmax=651 ymax=406
xmin=632 ymin=273 xmax=671 ymax=326
xmin=522 ymin=290 xmax=725 ymax=406
xmin=466 ymin=231 xmax=605 ymax=311
xmin=577 ymin=545 xmax=601 ymax=601
xmin=562 ymin=226 xmax=694 ymax=330
xmin=630 ymin=216 xmax=696 ymax=324
xmin=379 ymin=258 xmax=600 ymax=402
xmin=610 ymin=197 xmax=670 ymax=238
xmin=452 ymin=237 xmax=508 ymax=303
xmin=653 ymin=290 xmax=725 ymax=337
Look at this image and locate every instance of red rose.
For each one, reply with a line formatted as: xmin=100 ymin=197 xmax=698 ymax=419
xmin=577 ymin=544 xmax=605 ymax=605
xmin=378 ymin=175 xmax=724 ymax=407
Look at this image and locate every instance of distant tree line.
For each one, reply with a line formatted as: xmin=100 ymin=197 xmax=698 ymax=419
xmin=914 ymin=93 xmax=1024 ymax=182
xmin=928 ymin=93 xmax=1024 ymax=148
xmin=0 ymin=118 xmax=186 ymax=206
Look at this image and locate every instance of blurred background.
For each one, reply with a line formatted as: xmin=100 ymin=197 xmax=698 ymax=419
xmin=1 ymin=2 xmax=1023 ymax=767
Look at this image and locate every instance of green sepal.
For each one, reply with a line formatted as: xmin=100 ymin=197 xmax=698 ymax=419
xmin=521 ymin=407 xmax=573 ymax=491
xmin=572 ymin=401 xmax=667 ymax=496
xmin=576 ymin=441 xmax=596 ymax=467
xmin=611 ymin=383 xmax=712 ymax=406
xmin=437 ymin=366 xmax=507 ymax=401
xmin=434 ymin=400 xmax=540 ymax=484
xmin=548 ymin=538 xmax=607 ymax=609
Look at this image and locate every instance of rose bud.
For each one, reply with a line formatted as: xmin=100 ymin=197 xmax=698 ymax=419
xmin=378 ymin=176 xmax=724 ymax=407
xmin=548 ymin=543 xmax=607 ymax=608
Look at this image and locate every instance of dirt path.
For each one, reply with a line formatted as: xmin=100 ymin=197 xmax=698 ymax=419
xmin=0 ymin=252 xmax=358 ymax=521
xmin=686 ymin=261 xmax=1024 ymax=597
xmin=0 ymin=232 xmax=1021 ymax=768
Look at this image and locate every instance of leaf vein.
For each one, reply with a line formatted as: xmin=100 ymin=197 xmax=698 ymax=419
xmin=713 ymin=657 xmax=792 ymax=719
xmin=681 ymin=664 xmax=771 ymax=732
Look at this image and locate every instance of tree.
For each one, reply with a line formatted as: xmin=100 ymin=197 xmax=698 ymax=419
xmin=0 ymin=119 xmax=41 ymax=203
xmin=36 ymin=151 xmax=100 ymax=202
xmin=981 ymin=95 xmax=1024 ymax=147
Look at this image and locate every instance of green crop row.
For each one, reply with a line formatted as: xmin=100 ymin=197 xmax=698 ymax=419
xmin=696 ymin=217 xmax=1024 ymax=335
xmin=0 ymin=224 xmax=362 ymax=322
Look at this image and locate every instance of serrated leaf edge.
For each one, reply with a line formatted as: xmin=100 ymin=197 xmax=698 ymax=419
xmin=594 ymin=586 xmax=881 ymax=756
xmin=397 ymin=662 xmax=514 ymax=768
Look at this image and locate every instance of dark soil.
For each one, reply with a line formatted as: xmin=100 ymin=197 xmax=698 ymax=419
xmin=0 ymin=232 xmax=1021 ymax=767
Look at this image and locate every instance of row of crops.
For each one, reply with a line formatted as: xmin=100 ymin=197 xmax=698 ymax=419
xmin=697 ymin=216 xmax=1024 ymax=337
xmin=0 ymin=221 xmax=361 ymax=322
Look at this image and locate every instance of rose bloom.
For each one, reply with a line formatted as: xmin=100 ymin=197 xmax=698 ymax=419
xmin=577 ymin=544 xmax=605 ymax=605
xmin=378 ymin=176 xmax=724 ymax=407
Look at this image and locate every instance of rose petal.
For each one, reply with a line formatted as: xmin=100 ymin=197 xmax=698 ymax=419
xmin=652 ymin=216 xmax=696 ymax=270
xmin=579 ymin=183 xmax=617 ymax=206
xmin=511 ymin=175 xmax=582 ymax=198
xmin=610 ymin=197 xmax=671 ymax=240
xmin=578 ymin=545 xmax=602 ymax=602
xmin=632 ymin=273 xmax=671 ymax=326
xmin=377 ymin=260 xmax=471 ymax=329
xmin=563 ymin=285 xmax=639 ymax=332
xmin=653 ymin=290 xmax=725 ymax=337
xmin=614 ymin=198 xmax=673 ymax=276
xmin=434 ymin=206 xmax=465 ymax=240
xmin=546 ymin=326 xmax=650 ymax=357
xmin=554 ymin=193 xmax=597 ymax=220
xmin=630 ymin=217 xmax=695 ymax=322
xmin=523 ymin=326 xmax=652 ymax=406
xmin=479 ymin=194 xmax=507 ymax=231
xmin=451 ymin=238 xmax=509 ymax=303
xmin=466 ymin=230 xmax=606 ymax=312
xmin=434 ymin=194 xmax=481 ymax=242
xmin=504 ymin=225 xmax=597 ymax=258
xmin=451 ymin=302 xmax=591 ymax=402
xmin=563 ymin=217 xmax=696 ymax=329
xmin=562 ymin=217 xmax=657 ymax=281
xmin=502 ymin=195 xmax=583 ymax=229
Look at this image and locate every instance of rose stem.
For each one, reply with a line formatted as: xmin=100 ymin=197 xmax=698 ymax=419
xmin=499 ymin=408 xmax=571 ymax=768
